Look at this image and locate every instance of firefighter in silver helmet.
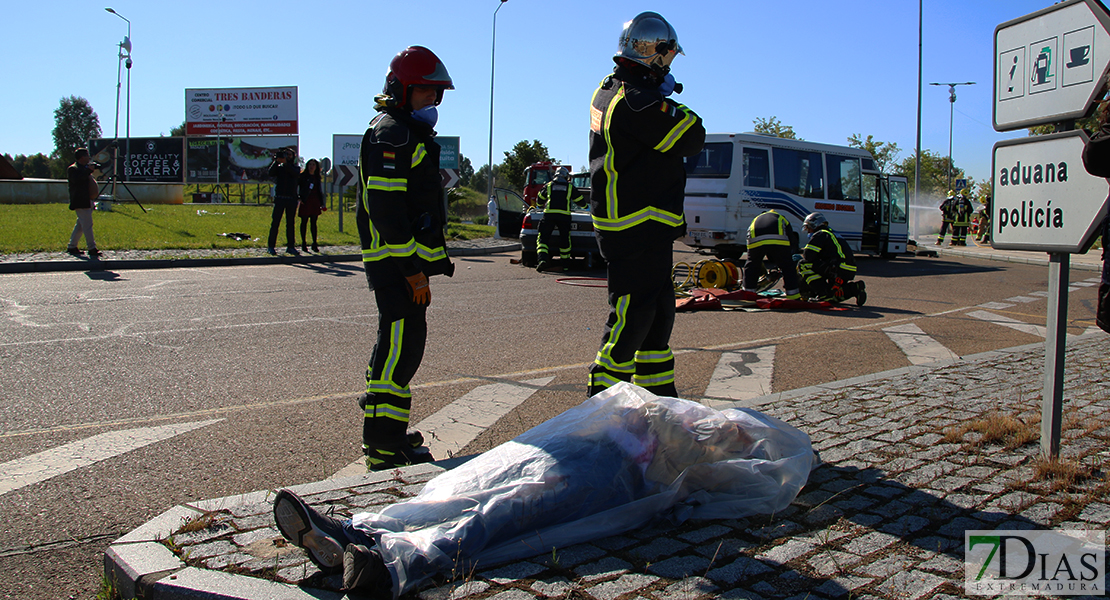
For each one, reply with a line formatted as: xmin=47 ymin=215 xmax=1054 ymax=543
xmin=798 ymin=212 xmax=867 ymax=306
xmin=587 ymin=12 xmax=706 ymax=397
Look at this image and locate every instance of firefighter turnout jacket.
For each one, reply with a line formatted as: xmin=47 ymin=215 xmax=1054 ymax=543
xmin=538 ymin=180 xmax=584 ymax=215
xmin=588 ymin=65 xmax=705 ymax=239
xmin=801 ymin=228 xmax=857 ymax=283
xmin=357 ymin=108 xmax=454 ymax=281
xmin=953 ymin=197 xmax=973 ymax=227
xmin=747 ymin=210 xmax=798 ymax=252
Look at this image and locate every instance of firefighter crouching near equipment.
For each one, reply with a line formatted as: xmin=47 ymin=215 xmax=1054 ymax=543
xmin=356 ymin=46 xmax=455 ymax=471
xmin=587 ymin=11 xmax=705 ymax=398
xmin=798 ymin=212 xmax=867 ymax=307
xmin=952 ymin=191 xmax=973 ymax=246
xmin=535 ymin=166 xmax=584 ymax=271
xmin=742 ymin=209 xmax=801 ymax=299
xmin=936 ymin=191 xmax=956 ymax=245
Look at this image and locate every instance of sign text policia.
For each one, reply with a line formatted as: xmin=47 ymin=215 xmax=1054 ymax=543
xmin=992 ymin=0 xmax=1110 ymax=252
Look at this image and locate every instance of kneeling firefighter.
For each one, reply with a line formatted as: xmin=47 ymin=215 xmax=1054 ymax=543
xmin=798 ymin=212 xmax=867 ymax=306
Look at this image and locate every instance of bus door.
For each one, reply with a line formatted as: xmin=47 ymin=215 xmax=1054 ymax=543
xmin=882 ymin=175 xmax=909 ymax=255
xmin=861 ymin=171 xmax=881 ymax=253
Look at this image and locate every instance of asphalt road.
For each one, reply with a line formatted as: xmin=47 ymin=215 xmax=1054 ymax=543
xmin=0 ymin=247 xmax=1101 ymax=599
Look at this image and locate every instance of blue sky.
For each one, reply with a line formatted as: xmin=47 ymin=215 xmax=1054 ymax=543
xmin=2 ymin=1 xmax=1061 ymax=185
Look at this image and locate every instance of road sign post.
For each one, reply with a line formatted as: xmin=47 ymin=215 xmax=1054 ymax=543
xmin=993 ymin=0 xmax=1110 ymax=460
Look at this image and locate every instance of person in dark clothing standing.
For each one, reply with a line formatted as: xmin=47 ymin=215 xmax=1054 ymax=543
xmin=535 ymin=166 xmax=583 ymax=271
xmin=357 ymin=46 xmax=455 ymax=471
xmin=268 ymin=148 xmax=301 ymax=255
xmin=743 ymin=209 xmax=801 ymax=299
xmin=298 ymin=158 xmax=325 ymax=252
xmin=588 ymin=12 xmax=705 ymax=398
xmin=66 ymin=148 xmax=101 ymax=257
xmin=798 ymin=212 xmax=867 ymax=306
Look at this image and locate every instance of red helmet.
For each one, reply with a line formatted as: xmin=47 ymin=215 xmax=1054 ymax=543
xmin=384 ymin=46 xmax=454 ymax=108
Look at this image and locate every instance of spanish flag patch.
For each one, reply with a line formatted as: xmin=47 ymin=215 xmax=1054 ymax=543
xmin=382 ymin=151 xmax=396 ymax=170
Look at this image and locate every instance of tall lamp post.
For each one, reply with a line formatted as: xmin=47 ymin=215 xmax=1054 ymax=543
xmin=487 ymin=0 xmax=508 ymax=205
xmin=929 ymin=81 xmax=975 ymax=193
xmin=106 ymin=8 xmax=131 ymax=187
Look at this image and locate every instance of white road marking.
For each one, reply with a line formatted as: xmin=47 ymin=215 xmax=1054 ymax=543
xmin=967 ymin=310 xmax=1047 ymax=338
xmin=700 ymin=346 xmax=776 ymax=410
xmin=1028 ymin=291 xmax=1050 ymax=297
xmin=1084 ymin=278 xmax=1102 ymax=283
xmin=0 ymin=419 xmax=224 ymax=496
xmin=882 ymin=323 xmax=960 ymax=365
xmin=1071 ymin=281 xmax=1097 ymax=288
xmin=1006 ymin=296 xmax=1040 ymax=303
xmin=330 ymin=377 xmax=554 ymax=479
xmin=977 ymin=302 xmax=1015 ymax=310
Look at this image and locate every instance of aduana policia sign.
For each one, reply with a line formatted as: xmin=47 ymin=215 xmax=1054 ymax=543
xmin=991 ymin=130 xmax=1108 ymax=253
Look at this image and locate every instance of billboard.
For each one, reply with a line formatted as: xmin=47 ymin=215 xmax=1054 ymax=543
xmin=185 ymin=86 xmax=298 ymax=136
xmin=185 ymin=136 xmax=298 ymax=184
xmin=332 ymin=134 xmax=362 ymax=168
xmin=90 ymin=137 xmax=185 ymax=183
xmin=438 ymin=136 xmax=460 ymax=169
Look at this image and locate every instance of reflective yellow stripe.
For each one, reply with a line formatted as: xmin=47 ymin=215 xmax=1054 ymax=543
xmin=634 ymin=370 xmax=675 ymax=387
xmin=601 ymin=87 xmax=625 ymax=224
xmin=592 ymin=207 xmax=685 ymax=232
xmin=595 ymin=295 xmax=636 ymax=372
xmin=365 ymin=176 xmax=407 ymax=192
xmin=362 ymin=240 xmax=416 ymax=262
xmin=415 ymin=242 xmax=447 ymax=262
xmin=653 ymin=105 xmax=697 ymax=153
xmin=589 ymin=372 xmax=624 ymax=390
xmin=412 ymin=143 xmax=427 ymax=169
xmin=365 ymin=320 xmax=411 ymax=398
xmin=635 ymin=349 xmax=674 ymax=364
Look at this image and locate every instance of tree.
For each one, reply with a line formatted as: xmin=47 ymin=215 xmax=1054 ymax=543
xmin=458 ymin=154 xmax=474 ymax=187
xmin=470 ymin=164 xmax=501 ymax=195
xmin=10 ymin=153 xmax=56 ymax=178
xmin=500 ymin=140 xmax=552 ymax=192
xmin=847 ymin=134 xmax=901 ymax=173
xmin=894 ymin=149 xmax=972 ymax=201
xmin=166 ymin=121 xmax=186 ymax=137
xmin=753 ymin=116 xmax=800 ymax=140
xmin=51 ymin=96 xmax=102 ymax=163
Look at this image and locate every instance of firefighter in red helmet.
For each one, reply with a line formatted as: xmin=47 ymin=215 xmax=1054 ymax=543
xmin=356 ymin=46 xmax=454 ymax=471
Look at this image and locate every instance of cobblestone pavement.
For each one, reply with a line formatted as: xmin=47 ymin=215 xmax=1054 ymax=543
xmin=106 ymin=334 xmax=1110 ymax=600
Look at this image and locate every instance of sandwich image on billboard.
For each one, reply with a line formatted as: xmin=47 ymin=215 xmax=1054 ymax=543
xmin=186 ymin=136 xmax=298 ymax=184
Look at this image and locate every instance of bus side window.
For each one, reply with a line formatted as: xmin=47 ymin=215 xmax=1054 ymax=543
xmin=743 ymin=147 xmax=769 ymax=188
xmin=772 ymin=147 xmax=824 ymax=199
xmin=684 ymin=142 xmax=732 ymax=177
xmin=826 ymin=155 xmax=861 ymax=201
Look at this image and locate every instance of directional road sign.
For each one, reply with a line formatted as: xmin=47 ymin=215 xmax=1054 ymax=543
xmin=333 ymin=165 xmax=358 ymax=187
xmin=440 ymin=168 xmax=460 ymax=189
xmin=994 ymin=0 xmax=1110 ymax=131
xmin=991 ymin=130 xmax=1108 ymax=252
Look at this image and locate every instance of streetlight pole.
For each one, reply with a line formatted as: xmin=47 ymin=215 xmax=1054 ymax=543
xmin=487 ymin=0 xmax=508 ymax=204
xmin=106 ymin=8 xmax=131 ymax=187
xmin=929 ymin=81 xmax=975 ymax=193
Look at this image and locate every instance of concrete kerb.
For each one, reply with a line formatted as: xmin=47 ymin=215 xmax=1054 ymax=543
xmin=934 ymin=244 xmax=1104 ymax=272
xmin=0 ymin=240 xmax=522 ymax=275
xmin=104 ymin=331 xmax=1110 ymax=600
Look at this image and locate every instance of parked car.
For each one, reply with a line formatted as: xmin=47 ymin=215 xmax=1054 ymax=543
xmin=490 ymin=187 xmax=602 ymax=269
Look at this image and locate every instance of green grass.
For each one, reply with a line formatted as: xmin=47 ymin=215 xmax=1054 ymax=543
xmin=1 ymin=202 xmax=493 ymax=254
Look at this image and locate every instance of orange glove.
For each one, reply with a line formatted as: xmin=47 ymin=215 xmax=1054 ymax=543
xmin=405 ymin=272 xmax=430 ymax=305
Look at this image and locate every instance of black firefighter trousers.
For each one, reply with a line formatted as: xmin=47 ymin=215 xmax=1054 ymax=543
xmin=588 ymin=235 xmax=677 ymax=398
xmin=362 ymin=263 xmax=427 ymax=452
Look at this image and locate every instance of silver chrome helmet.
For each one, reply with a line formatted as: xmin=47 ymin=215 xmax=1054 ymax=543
xmin=614 ymin=12 xmax=682 ymax=74
xmin=555 ymin=166 xmax=569 ymax=181
xmin=802 ymin=212 xmax=828 ymax=233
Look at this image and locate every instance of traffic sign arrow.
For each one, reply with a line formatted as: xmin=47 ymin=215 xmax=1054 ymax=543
xmin=333 ymin=165 xmax=358 ymax=187
xmin=995 ymin=0 xmax=1110 ymax=131
xmin=440 ymin=168 xmax=460 ymax=189
xmin=991 ymin=130 xmax=1108 ymax=253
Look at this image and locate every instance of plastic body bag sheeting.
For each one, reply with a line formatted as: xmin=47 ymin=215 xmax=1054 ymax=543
xmin=350 ymin=382 xmax=815 ymax=598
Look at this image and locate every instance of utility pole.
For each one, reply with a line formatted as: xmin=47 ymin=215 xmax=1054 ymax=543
xmin=929 ymin=81 xmax=975 ymax=192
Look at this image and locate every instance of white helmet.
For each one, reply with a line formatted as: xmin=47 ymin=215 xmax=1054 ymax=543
xmin=802 ymin=212 xmax=828 ymax=233
xmin=614 ymin=12 xmax=682 ymax=75
xmin=555 ymin=167 xmax=569 ymax=181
